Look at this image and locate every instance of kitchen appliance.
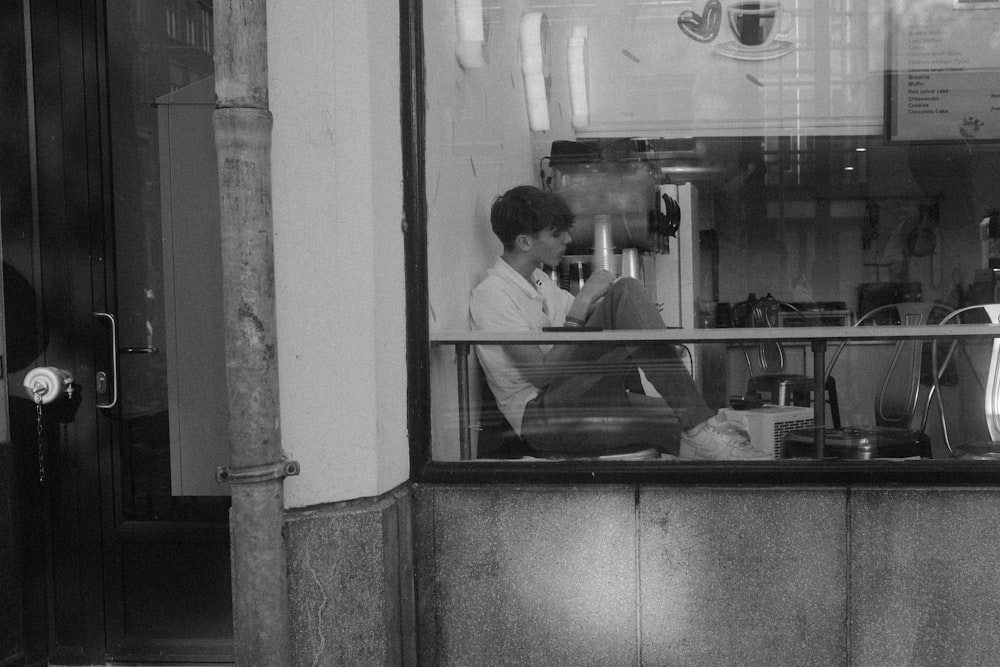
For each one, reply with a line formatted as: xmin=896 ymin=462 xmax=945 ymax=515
xmin=719 ymin=405 xmax=814 ymax=458
xmin=857 ymin=282 xmax=922 ymax=322
xmin=777 ymin=302 xmax=853 ymax=327
xmin=547 ymin=140 xmax=662 ymax=252
xmin=546 ymin=139 xmax=702 ymax=329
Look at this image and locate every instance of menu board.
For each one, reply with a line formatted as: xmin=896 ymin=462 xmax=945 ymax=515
xmin=887 ymin=2 xmax=1000 ymax=142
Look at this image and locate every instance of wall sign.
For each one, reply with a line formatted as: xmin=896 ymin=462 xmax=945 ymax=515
xmin=886 ymin=1 xmax=1000 ymax=142
xmin=580 ymin=0 xmax=883 ymax=138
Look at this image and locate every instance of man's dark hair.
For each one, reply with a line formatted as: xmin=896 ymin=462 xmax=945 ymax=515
xmin=490 ymin=185 xmax=575 ymax=250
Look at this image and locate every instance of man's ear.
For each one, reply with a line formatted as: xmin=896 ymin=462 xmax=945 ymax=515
xmin=514 ymin=234 xmax=533 ymax=252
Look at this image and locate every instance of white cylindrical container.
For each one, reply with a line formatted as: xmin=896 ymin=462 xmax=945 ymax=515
xmin=620 ymin=247 xmax=640 ymax=280
xmin=568 ymin=260 xmax=587 ymax=295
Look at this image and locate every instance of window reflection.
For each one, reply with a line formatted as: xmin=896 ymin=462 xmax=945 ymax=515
xmin=109 ymin=0 xmax=226 ymax=516
xmin=423 ymin=0 xmax=1000 ymax=463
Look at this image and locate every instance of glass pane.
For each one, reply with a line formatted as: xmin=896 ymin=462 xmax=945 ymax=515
xmin=107 ymin=0 xmax=230 ymax=516
xmin=424 ymin=0 xmax=1000 ymax=463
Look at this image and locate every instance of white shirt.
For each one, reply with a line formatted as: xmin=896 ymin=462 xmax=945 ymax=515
xmin=469 ymin=258 xmax=575 ymax=434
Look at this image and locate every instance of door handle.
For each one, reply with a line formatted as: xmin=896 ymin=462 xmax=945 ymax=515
xmin=94 ymin=312 xmax=119 ymax=409
xmin=23 ymin=366 xmax=75 ymax=404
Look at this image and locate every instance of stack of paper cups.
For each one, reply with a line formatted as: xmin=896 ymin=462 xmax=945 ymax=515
xmin=621 ymin=247 xmax=640 ymax=280
xmin=592 ymin=215 xmax=614 ymax=274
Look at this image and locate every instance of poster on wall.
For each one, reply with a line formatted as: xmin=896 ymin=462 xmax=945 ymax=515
xmin=886 ymin=1 xmax=1000 ymax=143
xmin=581 ymin=0 xmax=884 ymax=137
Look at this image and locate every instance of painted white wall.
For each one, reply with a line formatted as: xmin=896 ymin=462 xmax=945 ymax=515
xmin=268 ymin=0 xmax=407 ymax=507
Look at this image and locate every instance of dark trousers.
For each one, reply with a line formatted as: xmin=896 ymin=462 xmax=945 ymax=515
xmin=521 ymin=278 xmax=715 ymax=453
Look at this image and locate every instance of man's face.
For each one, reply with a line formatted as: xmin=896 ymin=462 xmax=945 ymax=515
xmin=526 ymin=227 xmax=572 ymax=267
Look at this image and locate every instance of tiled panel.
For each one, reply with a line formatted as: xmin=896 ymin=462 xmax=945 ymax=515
xmin=415 ymin=485 xmax=638 ymax=666
xmin=851 ymin=488 xmax=1000 ymax=667
xmin=286 ymin=487 xmax=414 ymax=667
xmin=639 ymin=487 xmax=849 ymax=666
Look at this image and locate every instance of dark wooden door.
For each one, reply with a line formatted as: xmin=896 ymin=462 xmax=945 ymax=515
xmin=1 ymin=5 xmax=33 ymax=664
xmin=4 ymin=1 xmax=233 ymax=663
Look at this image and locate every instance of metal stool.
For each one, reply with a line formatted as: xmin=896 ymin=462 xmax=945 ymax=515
xmin=781 ymin=302 xmax=952 ymax=459
xmin=783 ymin=426 xmax=930 ymax=459
xmin=932 ymin=303 xmax=1000 ymax=460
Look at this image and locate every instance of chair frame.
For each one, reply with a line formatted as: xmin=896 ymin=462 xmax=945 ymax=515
xmin=825 ymin=302 xmax=952 ymax=432
xmin=738 ymin=298 xmax=841 ymax=428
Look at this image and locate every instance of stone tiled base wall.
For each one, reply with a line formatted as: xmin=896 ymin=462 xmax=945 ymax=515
xmin=285 ymin=486 xmax=416 ymax=666
xmin=414 ymin=485 xmax=1000 ymax=667
xmin=284 ymin=484 xmax=1000 ymax=666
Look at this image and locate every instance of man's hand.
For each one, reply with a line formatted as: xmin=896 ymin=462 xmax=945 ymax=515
xmin=579 ymin=269 xmax=615 ymax=301
xmin=564 ymin=269 xmax=615 ymax=324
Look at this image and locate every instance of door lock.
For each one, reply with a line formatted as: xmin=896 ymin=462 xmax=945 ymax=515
xmin=96 ymin=371 xmax=108 ymax=395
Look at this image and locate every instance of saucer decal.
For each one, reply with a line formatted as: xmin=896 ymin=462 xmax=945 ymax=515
xmin=714 ymin=39 xmax=794 ymax=60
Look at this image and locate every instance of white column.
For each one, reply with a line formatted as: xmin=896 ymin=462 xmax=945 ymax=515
xmin=268 ymin=0 xmax=408 ymax=507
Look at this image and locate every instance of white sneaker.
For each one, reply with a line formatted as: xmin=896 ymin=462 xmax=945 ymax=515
xmin=679 ymin=415 xmax=770 ymax=460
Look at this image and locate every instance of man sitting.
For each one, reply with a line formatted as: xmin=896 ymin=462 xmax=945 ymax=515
xmin=470 ymin=185 xmax=767 ymax=460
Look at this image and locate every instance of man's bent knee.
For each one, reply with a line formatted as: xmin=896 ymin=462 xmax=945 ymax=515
xmin=608 ymin=276 xmax=652 ymax=303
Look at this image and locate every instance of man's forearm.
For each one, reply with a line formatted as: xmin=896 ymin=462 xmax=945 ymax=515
xmin=565 ymin=292 xmax=597 ymax=325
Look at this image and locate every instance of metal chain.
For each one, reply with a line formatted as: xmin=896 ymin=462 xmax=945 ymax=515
xmin=35 ymin=399 xmax=45 ymax=483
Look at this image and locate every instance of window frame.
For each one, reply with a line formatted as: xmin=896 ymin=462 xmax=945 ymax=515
xmin=399 ymin=0 xmax=1000 ymax=486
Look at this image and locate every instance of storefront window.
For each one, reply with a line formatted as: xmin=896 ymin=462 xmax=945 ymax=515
xmin=416 ymin=0 xmax=1000 ymax=470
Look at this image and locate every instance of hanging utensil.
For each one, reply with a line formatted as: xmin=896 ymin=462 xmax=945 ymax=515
xmin=906 ymin=205 xmax=937 ymax=258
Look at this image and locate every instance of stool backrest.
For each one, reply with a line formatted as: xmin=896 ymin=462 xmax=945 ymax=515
xmin=827 ymin=302 xmax=951 ymax=429
xmin=932 ymin=303 xmax=1000 ymax=453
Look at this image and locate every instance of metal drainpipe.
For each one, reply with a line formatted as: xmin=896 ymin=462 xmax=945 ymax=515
xmin=212 ymin=1 xmax=297 ymax=665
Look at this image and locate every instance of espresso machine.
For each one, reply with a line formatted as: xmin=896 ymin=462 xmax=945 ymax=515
xmin=545 ymin=139 xmax=699 ymax=329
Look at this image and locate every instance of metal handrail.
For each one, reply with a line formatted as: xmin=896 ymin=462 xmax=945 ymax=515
xmin=431 ymin=324 xmax=997 ymax=346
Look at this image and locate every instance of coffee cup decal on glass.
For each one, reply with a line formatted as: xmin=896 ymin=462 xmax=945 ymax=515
xmin=726 ymin=1 xmax=792 ymax=50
